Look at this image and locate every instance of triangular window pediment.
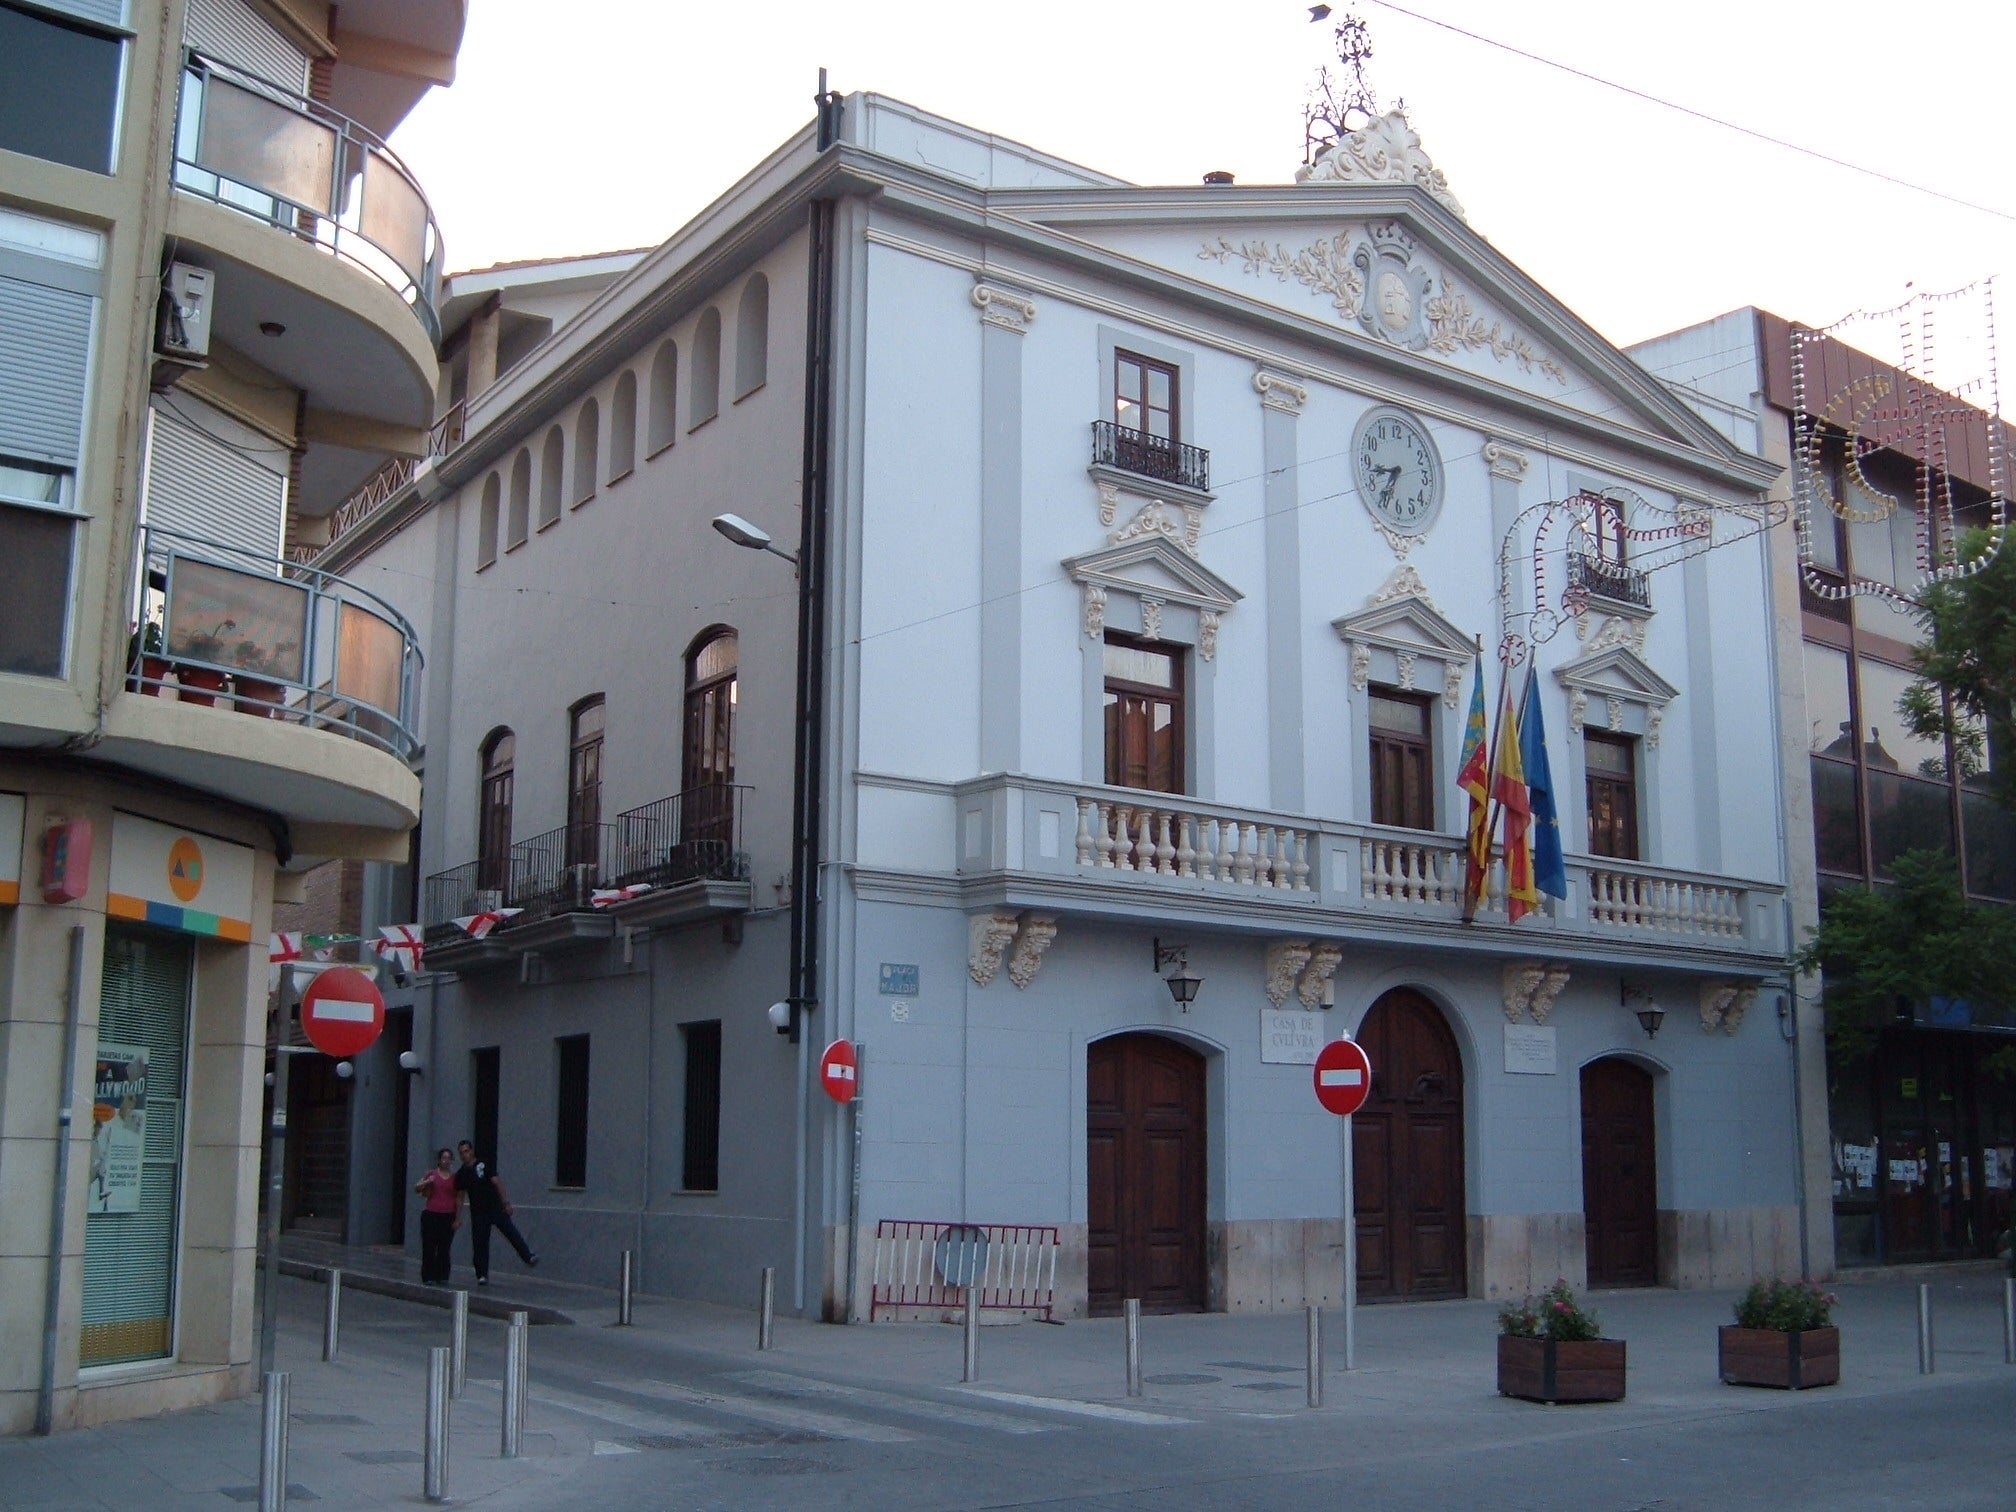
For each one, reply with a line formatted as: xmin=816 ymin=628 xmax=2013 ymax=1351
xmin=1062 ymin=536 xmax=1243 ymax=613
xmin=1331 ymin=594 xmax=1477 ymax=662
xmin=1552 ymin=645 xmax=1680 ymax=708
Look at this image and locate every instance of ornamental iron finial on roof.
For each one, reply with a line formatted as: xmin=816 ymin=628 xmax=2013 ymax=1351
xmin=1303 ymin=8 xmax=1386 ymax=163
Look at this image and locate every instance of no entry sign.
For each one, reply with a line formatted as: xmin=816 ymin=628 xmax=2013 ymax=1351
xmin=1312 ymin=1037 xmax=1373 ymax=1118
xmin=818 ymin=1038 xmax=858 ymax=1103
xmin=298 ymin=967 xmax=385 ymax=1059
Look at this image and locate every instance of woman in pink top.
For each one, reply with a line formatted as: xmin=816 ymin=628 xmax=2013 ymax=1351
xmin=413 ymin=1147 xmax=462 ymax=1284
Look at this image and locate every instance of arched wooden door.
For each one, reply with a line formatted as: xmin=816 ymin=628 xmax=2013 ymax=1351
xmin=1581 ymin=1057 xmax=1658 ymax=1286
xmin=1354 ymin=989 xmax=1467 ymax=1300
xmin=1087 ymin=1034 xmax=1207 ymax=1316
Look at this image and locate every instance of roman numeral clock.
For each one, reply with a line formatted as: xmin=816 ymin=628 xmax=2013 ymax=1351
xmin=1352 ymin=405 xmax=1445 ymax=546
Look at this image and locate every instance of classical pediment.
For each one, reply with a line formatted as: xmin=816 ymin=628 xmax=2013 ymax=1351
xmin=1552 ymin=645 xmax=1680 ymax=708
xmin=1331 ymin=592 xmax=1477 ymax=662
xmin=1062 ymin=536 xmax=1243 ymax=613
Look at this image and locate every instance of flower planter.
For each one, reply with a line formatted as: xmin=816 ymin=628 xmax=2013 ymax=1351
xmin=1718 ymin=1325 xmax=1839 ymax=1390
xmin=129 ymin=655 xmax=171 ymax=695
xmin=233 ymin=675 xmax=284 ymax=717
xmin=1497 ymin=1335 xmax=1626 ymax=1403
xmin=174 ymin=665 xmax=229 ymax=706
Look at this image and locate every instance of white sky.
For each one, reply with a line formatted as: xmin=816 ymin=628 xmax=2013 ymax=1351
xmin=391 ymin=0 xmax=2015 ymax=400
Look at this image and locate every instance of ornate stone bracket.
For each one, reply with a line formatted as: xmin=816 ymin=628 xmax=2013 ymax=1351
xmin=1723 ymin=984 xmax=1757 ymax=1035
xmin=1111 ymin=499 xmax=1201 ymax=558
xmin=1253 ymin=370 xmax=1309 ymax=415
xmin=1297 ymin=941 xmax=1343 ymax=1008
xmin=1501 ymin=959 xmax=1544 ymax=1022
xmin=971 ymin=284 xmax=1035 ymax=333
xmin=968 ymin=910 xmax=1022 ymax=987
xmin=1529 ymin=964 xmax=1571 ymax=1024
xmin=1483 ymin=440 xmax=1529 ymax=481
xmin=1199 ymin=610 xmax=1220 ymax=662
xmin=1698 ymin=980 xmax=1739 ymax=1032
xmin=1265 ymin=940 xmax=1315 ymax=1007
xmin=1082 ymin=583 xmax=1107 ymax=640
xmin=1006 ymin=913 xmax=1059 ymax=989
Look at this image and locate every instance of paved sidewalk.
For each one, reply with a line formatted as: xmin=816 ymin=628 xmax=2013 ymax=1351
xmin=3 ymin=1258 xmax=2010 ymax=1511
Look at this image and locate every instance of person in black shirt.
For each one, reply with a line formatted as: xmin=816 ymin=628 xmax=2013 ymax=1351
xmin=454 ymin=1139 xmax=539 ymax=1284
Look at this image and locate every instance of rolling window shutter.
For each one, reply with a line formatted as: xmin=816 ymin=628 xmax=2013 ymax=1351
xmin=145 ymin=403 xmax=287 ymax=565
xmin=0 ymin=273 xmax=94 ymax=467
xmin=183 ymin=0 xmax=310 ymax=91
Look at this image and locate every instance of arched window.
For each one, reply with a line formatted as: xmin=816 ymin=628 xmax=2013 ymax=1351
xmin=477 ymin=472 xmax=500 ymax=568
xmin=573 ymin=399 xmax=600 ymax=506
xmin=690 ymin=308 xmax=720 ymax=430
xmin=538 ymin=426 xmax=564 ymax=529
xmin=566 ymin=695 xmax=605 ymax=868
xmin=735 ymin=273 xmax=768 ymax=399
xmin=609 ymin=369 xmax=637 ymax=480
xmin=506 ymin=450 xmax=530 ymax=548
xmin=681 ymin=628 xmax=737 ymax=854
xmin=478 ymin=728 xmax=515 ymax=892
xmin=648 ymin=342 xmax=677 ymax=455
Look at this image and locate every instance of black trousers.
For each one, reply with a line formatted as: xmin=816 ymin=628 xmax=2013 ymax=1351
xmin=470 ymin=1209 xmax=534 ymax=1277
xmin=419 ymin=1210 xmax=456 ymax=1283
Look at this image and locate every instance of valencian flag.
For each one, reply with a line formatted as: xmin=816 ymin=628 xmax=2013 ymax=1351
xmin=1519 ymin=672 xmax=1568 ymax=904
xmin=1457 ymin=656 xmax=1491 ymax=913
xmin=1493 ymin=668 xmax=1539 ymax=920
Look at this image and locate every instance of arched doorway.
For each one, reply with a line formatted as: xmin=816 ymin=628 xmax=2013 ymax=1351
xmin=1354 ymin=988 xmax=1466 ymax=1300
xmin=1581 ymin=1057 xmax=1658 ymax=1286
xmin=1087 ymin=1034 xmax=1207 ymax=1316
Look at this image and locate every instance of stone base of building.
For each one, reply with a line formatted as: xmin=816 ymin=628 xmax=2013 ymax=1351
xmin=1471 ymin=1213 xmax=1590 ymax=1299
xmin=1658 ymin=1205 xmax=1803 ymax=1287
xmin=1 ymin=1361 xmax=254 ymax=1436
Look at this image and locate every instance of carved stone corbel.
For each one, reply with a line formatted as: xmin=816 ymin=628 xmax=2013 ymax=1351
xmin=1723 ymin=983 xmax=1758 ymax=1036
xmin=1006 ymin=913 xmax=1059 ymax=989
xmin=1082 ymin=583 xmax=1107 ymax=640
xmin=1297 ymin=941 xmax=1343 ymax=1008
xmin=1483 ymin=440 xmax=1529 ymax=481
xmin=1140 ymin=597 xmax=1164 ymax=641
xmin=1444 ymin=659 xmax=1465 ymax=711
xmin=1349 ymin=642 xmax=1371 ymax=691
xmin=971 ymin=284 xmax=1035 ymax=333
xmin=1265 ymin=940 xmax=1315 ymax=1007
xmin=1253 ymin=370 xmax=1310 ymax=415
xmin=1529 ymin=963 xmax=1571 ymax=1024
xmin=968 ymin=910 xmax=1021 ymax=987
xmin=1567 ymin=688 xmax=1588 ymax=732
xmin=1698 ymin=980 xmax=1739 ymax=1032
xmin=1501 ymin=960 xmax=1545 ymax=1022
xmin=1096 ymin=478 xmax=1121 ymax=527
xmin=1199 ymin=610 xmax=1220 ymax=662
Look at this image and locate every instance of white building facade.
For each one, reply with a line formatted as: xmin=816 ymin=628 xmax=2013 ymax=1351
xmin=327 ymin=97 xmax=1803 ymax=1320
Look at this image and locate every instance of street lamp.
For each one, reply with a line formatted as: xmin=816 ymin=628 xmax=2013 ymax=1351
xmin=712 ymin=513 xmax=800 ymax=565
xmin=1154 ymin=939 xmax=1203 ymax=1009
xmin=1623 ymin=984 xmax=1664 ymax=1039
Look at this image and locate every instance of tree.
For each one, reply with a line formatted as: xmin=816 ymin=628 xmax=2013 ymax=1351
xmin=1898 ymin=527 xmax=2015 ymax=810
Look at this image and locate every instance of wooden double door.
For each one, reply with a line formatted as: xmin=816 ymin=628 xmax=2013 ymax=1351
xmin=1087 ymin=1034 xmax=1207 ymax=1316
xmin=1354 ymin=989 xmax=1467 ymax=1300
xmin=1581 ymin=1057 xmax=1659 ymax=1286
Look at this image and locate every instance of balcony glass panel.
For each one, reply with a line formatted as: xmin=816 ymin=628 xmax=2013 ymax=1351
xmin=197 ymin=75 xmax=338 ymax=215
xmin=336 ymin=600 xmax=404 ymax=716
xmin=1809 ymin=756 xmax=1862 ymax=877
xmin=1867 ymin=769 xmax=1954 ymax=878
xmin=165 ymin=556 xmax=309 ymax=680
xmin=358 ymin=146 xmax=430 ymax=286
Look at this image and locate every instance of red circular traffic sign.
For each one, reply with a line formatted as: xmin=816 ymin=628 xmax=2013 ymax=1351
xmin=818 ymin=1039 xmax=858 ymax=1104
xmin=1312 ymin=1037 xmax=1373 ymax=1117
xmin=299 ymin=967 xmax=386 ymax=1059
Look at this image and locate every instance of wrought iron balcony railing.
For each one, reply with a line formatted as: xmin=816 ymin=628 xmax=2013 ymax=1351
xmin=173 ymin=49 xmax=444 ymax=343
xmin=127 ymin=523 xmax=423 ymax=760
xmin=1090 ymin=421 xmax=1210 ymax=493
xmin=614 ymin=785 xmax=751 ymax=889
xmin=1566 ymin=548 xmax=1652 ymax=611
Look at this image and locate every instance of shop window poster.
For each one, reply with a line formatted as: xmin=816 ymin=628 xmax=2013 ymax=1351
xmin=91 ymin=1045 xmax=149 ymax=1214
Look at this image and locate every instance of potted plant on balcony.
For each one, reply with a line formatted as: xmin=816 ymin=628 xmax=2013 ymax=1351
xmin=1497 ymin=1279 xmax=1626 ymax=1403
xmin=126 ymin=620 xmax=168 ymax=695
xmin=229 ymin=634 xmax=298 ymax=718
xmin=169 ymin=621 xmax=234 ymax=706
xmin=1719 ymin=1278 xmax=1840 ymax=1390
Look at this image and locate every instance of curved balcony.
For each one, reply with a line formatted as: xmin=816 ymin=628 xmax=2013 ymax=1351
xmin=127 ymin=524 xmax=423 ymax=760
xmin=172 ymin=49 xmax=443 ymax=344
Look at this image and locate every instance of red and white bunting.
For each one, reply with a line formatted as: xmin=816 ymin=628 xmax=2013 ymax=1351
xmin=453 ymin=908 xmax=523 ymax=940
xmin=375 ymin=923 xmax=425 ymax=973
xmin=590 ymin=884 xmax=654 ymax=908
xmin=269 ymin=931 xmax=303 ymax=963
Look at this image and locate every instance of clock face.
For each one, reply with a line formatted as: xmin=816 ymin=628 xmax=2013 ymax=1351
xmin=1352 ymin=407 xmax=1444 ymax=535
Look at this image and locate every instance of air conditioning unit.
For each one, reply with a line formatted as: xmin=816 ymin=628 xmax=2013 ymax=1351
xmin=156 ymin=263 xmax=214 ymax=360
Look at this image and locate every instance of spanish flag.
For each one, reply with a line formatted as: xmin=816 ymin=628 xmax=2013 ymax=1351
xmin=1457 ymin=657 xmax=1490 ymax=914
xmin=1494 ymin=668 xmax=1539 ymax=920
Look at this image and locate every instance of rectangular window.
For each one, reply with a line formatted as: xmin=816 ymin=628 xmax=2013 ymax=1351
xmin=1585 ymin=732 xmax=1639 ymax=860
xmin=1114 ymin=350 xmax=1178 ymax=441
xmin=680 ymin=1021 xmax=721 ymax=1192
xmin=470 ymin=1046 xmax=499 ymax=1165
xmin=1102 ymin=633 xmax=1184 ymax=794
xmin=1368 ymin=690 xmax=1433 ymax=829
xmin=0 ymin=3 xmax=123 ymax=175
xmin=0 ymin=482 xmax=76 ymax=677
xmin=553 ymin=1034 xmax=589 ymax=1189
xmin=566 ymin=698 xmax=604 ymax=869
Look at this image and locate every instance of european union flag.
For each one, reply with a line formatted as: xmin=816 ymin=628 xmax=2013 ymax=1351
xmin=1520 ymin=673 xmax=1567 ymax=901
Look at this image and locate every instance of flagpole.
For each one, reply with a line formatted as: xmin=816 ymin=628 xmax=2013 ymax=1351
xmin=1470 ymin=652 xmax=1513 ymax=920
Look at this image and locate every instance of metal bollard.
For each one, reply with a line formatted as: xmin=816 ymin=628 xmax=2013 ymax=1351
xmin=259 ymin=1371 xmax=289 ymax=1512
xmin=962 ymin=1286 xmax=979 ymax=1383
xmin=2004 ymin=1279 xmax=2014 ymax=1366
xmin=1917 ymin=1283 xmax=1934 ymax=1374
xmin=449 ymin=1290 xmax=469 ymax=1398
xmin=618 ymin=1249 xmax=634 ymax=1327
xmin=501 ymin=1312 xmax=528 ymax=1458
xmin=424 ymin=1347 xmax=450 ymax=1502
xmin=1306 ymin=1305 xmax=1323 ymax=1408
xmin=758 ymin=1266 xmax=775 ymax=1351
xmin=1124 ymin=1298 xmax=1142 ymax=1398
xmin=321 ymin=1269 xmax=341 ymax=1363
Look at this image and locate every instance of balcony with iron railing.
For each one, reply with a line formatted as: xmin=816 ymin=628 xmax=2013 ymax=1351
xmin=947 ymin=774 xmax=1785 ymax=967
xmin=172 ymin=49 xmax=445 ymax=344
xmin=422 ymin=785 xmax=752 ymax=963
xmin=1090 ymin=421 xmax=1211 ymax=494
xmin=1566 ymin=547 xmax=1652 ymax=611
